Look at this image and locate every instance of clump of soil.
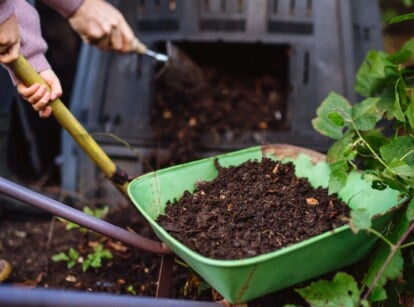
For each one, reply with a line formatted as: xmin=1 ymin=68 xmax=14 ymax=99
xmin=157 ymin=158 xmax=350 ymax=260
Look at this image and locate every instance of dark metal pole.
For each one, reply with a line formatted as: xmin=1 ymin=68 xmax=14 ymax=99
xmin=0 ymin=286 xmax=225 ymax=307
xmin=0 ymin=177 xmax=172 ymax=254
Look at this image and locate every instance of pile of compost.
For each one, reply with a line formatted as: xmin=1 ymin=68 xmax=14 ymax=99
xmin=149 ymin=43 xmax=290 ymax=167
xmin=157 ymin=158 xmax=350 ymax=260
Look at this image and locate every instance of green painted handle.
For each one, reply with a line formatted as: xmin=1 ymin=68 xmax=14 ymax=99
xmin=9 ymin=55 xmax=129 ymax=196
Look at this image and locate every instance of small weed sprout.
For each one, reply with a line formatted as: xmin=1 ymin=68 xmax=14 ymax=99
xmin=51 ymin=205 xmax=112 ymax=272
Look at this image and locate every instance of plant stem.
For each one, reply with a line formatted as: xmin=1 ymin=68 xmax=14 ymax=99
xmin=400 ymin=240 xmax=414 ymax=249
xmin=352 ymin=128 xmax=396 ymax=177
xmin=367 ymin=228 xmax=394 ymax=248
xmin=362 ymin=222 xmax=414 ymax=301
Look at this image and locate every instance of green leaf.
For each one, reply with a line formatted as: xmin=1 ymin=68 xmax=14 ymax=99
xmin=355 ymin=51 xmax=390 ymax=97
xmin=388 ymin=12 xmax=414 ymax=25
xmin=405 ymin=97 xmax=414 ymax=129
xmin=369 ymin=286 xmax=387 ymax=302
xmin=406 ymin=198 xmax=414 ymax=221
xmin=328 ymin=160 xmax=349 ymax=194
xmin=392 ymin=79 xmax=407 ymax=122
xmin=51 ymin=252 xmax=69 ymax=262
xmin=295 ymin=272 xmax=360 ymax=307
xmin=365 ymin=248 xmax=404 ymax=302
xmin=352 ymin=98 xmax=382 ymax=131
xmin=349 ymin=208 xmax=372 ymax=233
xmin=388 ymin=38 xmax=414 ymax=64
xmin=380 ymin=136 xmax=414 ymax=165
xmin=82 ymin=261 xmax=90 ymax=272
xmin=387 ymin=160 xmax=414 ymax=178
xmin=312 ymin=92 xmax=352 ymax=140
xmin=364 ymin=210 xmax=408 ymax=291
xmin=326 ymin=131 xmax=356 ymax=163
xmin=68 ymin=248 xmax=79 ymax=260
xmin=377 ymin=88 xmax=398 ymax=120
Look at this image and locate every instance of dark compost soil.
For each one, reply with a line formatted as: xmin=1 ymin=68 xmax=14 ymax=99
xmin=0 ymin=157 xmax=350 ymax=306
xmin=148 ymin=43 xmax=290 ymax=167
xmin=157 ymin=158 xmax=350 ymax=260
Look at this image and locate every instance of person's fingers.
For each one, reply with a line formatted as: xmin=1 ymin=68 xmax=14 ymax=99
xmin=119 ymin=21 xmax=135 ymax=53
xmin=40 ymin=70 xmax=62 ymax=101
xmin=0 ymin=14 xmax=21 ymax=64
xmin=32 ymin=94 xmax=50 ymax=112
xmin=96 ymin=34 xmax=111 ymax=50
xmin=17 ymin=83 xmax=50 ymax=105
xmin=39 ymin=106 xmax=52 ymax=118
xmin=17 ymin=83 xmax=40 ymax=98
xmin=29 ymin=86 xmax=50 ymax=111
xmin=0 ymin=42 xmax=20 ymax=64
xmin=16 ymin=69 xmax=61 ymax=119
xmin=110 ymin=26 xmax=122 ymax=51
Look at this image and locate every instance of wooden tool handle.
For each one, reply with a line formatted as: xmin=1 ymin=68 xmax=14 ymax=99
xmin=8 ymin=55 xmax=129 ymax=196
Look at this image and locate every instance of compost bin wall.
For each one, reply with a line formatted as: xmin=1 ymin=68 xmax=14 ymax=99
xmin=62 ymin=0 xmax=383 ymax=199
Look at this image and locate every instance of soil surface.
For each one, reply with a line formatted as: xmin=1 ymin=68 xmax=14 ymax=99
xmin=0 ymin=158 xmax=352 ymax=306
xmin=158 ymin=158 xmax=350 ymax=260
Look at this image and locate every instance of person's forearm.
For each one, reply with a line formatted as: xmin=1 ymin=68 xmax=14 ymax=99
xmin=0 ymin=0 xmax=15 ymax=24
xmin=41 ymin=0 xmax=84 ymax=18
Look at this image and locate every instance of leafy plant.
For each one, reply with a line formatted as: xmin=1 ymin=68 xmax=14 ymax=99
xmin=81 ymin=243 xmax=113 ymax=272
xmin=297 ymin=13 xmax=414 ymax=305
xmin=51 ymin=248 xmax=80 ymax=269
xmin=52 ymin=205 xmax=112 ymax=272
xmin=52 ymin=244 xmax=112 ymax=272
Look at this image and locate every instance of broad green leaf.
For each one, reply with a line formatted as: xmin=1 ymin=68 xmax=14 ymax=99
xmin=295 ymin=272 xmax=360 ymax=307
xmin=312 ymin=92 xmax=352 ymax=140
xmin=369 ymin=286 xmax=387 ymax=302
xmin=388 ymin=160 xmax=414 ymax=178
xmin=357 ymin=131 xmax=389 ymax=169
xmin=388 ymin=37 xmax=414 ymax=64
xmin=377 ymin=88 xmax=398 ymax=120
xmin=392 ymin=79 xmax=407 ymax=122
xmin=352 ymin=97 xmax=382 ymax=131
xmin=380 ymin=136 xmax=414 ymax=165
xmin=350 ymin=208 xmax=371 ymax=233
xmin=326 ymin=131 xmax=356 ymax=163
xmin=365 ymin=248 xmax=404 ymax=302
xmin=328 ymin=160 xmax=349 ymax=194
xmin=405 ymin=97 xmax=414 ymax=129
xmin=406 ymin=197 xmax=414 ymax=221
xmin=388 ymin=12 xmax=414 ymax=25
xmin=355 ymin=51 xmax=390 ymax=97
xmin=364 ymin=210 xmax=408 ymax=291
xmin=388 ymin=49 xmax=412 ymax=65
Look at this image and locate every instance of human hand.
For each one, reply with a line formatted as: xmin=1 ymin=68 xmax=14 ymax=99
xmin=68 ymin=0 xmax=135 ymax=53
xmin=17 ymin=69 xmax=62 ymax=118
xmin=0 ymin=13 xmax=20 ymax=64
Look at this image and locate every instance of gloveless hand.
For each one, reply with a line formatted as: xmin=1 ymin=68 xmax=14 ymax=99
xmin=17 ymin=69 xmax=62 ymax=118
xmin=0 ymin=13 xmax=20 ymax=64
xmin=68 ymin=0 xmax=135 ymax=53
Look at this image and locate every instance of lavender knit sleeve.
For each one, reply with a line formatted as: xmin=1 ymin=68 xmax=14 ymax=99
xmin=41 ymin=0 xmax=84 ymax=18
xmin=0 ymin=0 xmax=15 ymax=24
xmin=2 ymin=0 xmax=50 ymax=84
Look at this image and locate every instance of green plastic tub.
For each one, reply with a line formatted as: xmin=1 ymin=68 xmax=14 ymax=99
xmin=128 ymin=144 xmax=403 ymax=303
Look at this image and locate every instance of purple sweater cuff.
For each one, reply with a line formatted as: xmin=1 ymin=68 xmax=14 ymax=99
xmin=0 ymin=0 xmax=15 ymax=24
xmin=41 ymin=0 xmax=85 ymax=18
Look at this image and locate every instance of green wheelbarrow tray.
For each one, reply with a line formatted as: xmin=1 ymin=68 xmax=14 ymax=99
xmin=128 ymin=144 xmax=404 ymax=304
